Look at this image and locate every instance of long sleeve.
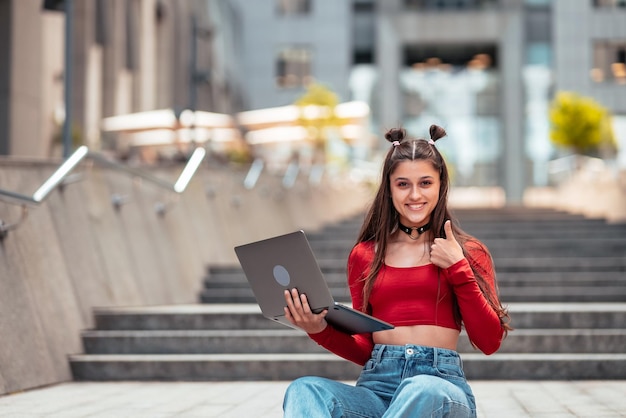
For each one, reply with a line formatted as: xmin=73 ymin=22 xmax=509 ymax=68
xmin=307 ymin=242 xmax=376 ymax=366
xmin=442 ymin=241 xmax=504 ymax=354
xmin=307 ymin=325 xmax=374 ymax=366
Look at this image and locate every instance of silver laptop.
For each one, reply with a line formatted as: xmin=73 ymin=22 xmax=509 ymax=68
xmin=234 ymin=230 xmax=394 ymax=334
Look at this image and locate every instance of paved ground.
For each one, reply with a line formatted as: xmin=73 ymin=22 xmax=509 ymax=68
xmin=0 ymin=380 xmax=625 ymax=417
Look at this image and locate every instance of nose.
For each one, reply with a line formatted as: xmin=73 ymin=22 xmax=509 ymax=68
xmin=409 ymin=185 xmax=420 ymax=200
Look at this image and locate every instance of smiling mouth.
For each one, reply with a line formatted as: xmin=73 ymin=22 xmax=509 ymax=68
xmin=407 ymin=203 xmax=426 ymax=210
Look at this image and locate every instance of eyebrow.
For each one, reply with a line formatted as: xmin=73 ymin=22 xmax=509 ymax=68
xmin=392 ymin=175 xmax=435 ymax=181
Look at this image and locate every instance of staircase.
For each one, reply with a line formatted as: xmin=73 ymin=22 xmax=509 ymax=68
xmin=70 ymin=208 xmax=626 ymax=381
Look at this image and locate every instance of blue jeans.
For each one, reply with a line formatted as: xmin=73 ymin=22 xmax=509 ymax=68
xmin=283 ymin=344 xmax=476 ymax=418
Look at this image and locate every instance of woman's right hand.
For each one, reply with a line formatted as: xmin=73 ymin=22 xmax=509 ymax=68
xmin=284 ymin=288 xmax=328 ymax=334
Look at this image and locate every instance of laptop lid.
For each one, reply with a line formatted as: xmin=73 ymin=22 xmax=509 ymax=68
xmin=234 ymin=230 xmax=335 ymax=319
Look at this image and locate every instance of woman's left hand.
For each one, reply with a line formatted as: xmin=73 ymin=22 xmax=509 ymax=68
xmin=284 ymin=288 xmax=328 ymax=334
xmin=430 ymin=220 xmax=465 ymax=269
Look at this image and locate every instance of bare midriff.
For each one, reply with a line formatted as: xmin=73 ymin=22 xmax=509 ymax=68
xmin=372 ymin=325 xmax=460 ymax=351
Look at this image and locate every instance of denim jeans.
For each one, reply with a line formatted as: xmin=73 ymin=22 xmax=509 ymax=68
xmin=283 ymin=344 xmax=476 ymax=418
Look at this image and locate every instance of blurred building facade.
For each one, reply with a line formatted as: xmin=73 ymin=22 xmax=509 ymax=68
xmin=1 ymin=0 xmax=625 ymax=202
xmin=0 ymin=0 xmax=244 ymax=158
xmin=230 ymin=0 xmax=626 ymax=203
xmin=229 ymin=0 xmax=353 ymax=110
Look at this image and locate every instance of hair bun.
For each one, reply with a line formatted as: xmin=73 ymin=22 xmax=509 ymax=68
xmin=384 ymin=128 xmax=406 ymax=144
xmin=429 ymin=125 xmax=446 ymax=142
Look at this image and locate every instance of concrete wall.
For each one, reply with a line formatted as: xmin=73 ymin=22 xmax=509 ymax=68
xmin=0 ymin=158 xmax=372 ymax=395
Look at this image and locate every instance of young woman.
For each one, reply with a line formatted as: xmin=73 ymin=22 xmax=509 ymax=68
xmin=282 ymin=125 xmax=511 ymax=418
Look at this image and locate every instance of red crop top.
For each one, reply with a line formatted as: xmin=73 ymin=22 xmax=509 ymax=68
xmin=308 ymin=240 xmax=504 ymax=365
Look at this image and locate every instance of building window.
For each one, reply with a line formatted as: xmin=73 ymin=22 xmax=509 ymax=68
xmin=353 ymin=0 xmax=376 ymax=64
xmin=277 ymin=0 xmax=311 ymax=15
xmin=125 ymin=1 xmax=138 ymax=70
xmin=95 ymin=0 xmax=110 ymax=46
xmin=354 ymin=0 xmax=375 ymax=12
xmin=593 ymin=0 xmax=626 ymax=8
xmin=591 ymin=41 xmax=626 ymax=84
xmin=276 ymin=47 xmax=313 ymax=88
xmin=405 ymin=0 xmax=500 ymax=10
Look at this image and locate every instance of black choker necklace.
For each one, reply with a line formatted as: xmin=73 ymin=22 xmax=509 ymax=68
xmin=398 ymin=222 xmax=431 ymax=240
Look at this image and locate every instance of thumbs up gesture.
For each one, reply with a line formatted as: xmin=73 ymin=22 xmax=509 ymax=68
xmin=430 ymin=220 xmax=464 ymax=269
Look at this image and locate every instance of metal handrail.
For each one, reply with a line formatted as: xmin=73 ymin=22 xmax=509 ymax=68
xmin=89 ymin=147 xmax=206 ymax=215
xmin=243 ymin=158 xmax=264 ymax=190
xmin=0 ymin=145 xmax=89 ymax=206
xmin=0 ymin=146 xmax=89 ymax=239
xmin=0 ymin=146 xmax=207 ymax=238
xmin=242 ymin=158 xmax=326 ymax=190
xmin=282 ymin=161 xmax=300 ymax=189
xmin=88 ymin=147 xmax=207 ymax=194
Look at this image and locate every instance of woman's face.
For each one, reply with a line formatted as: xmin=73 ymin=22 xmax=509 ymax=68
xmin=389 ymin=160 xmax=440 ymax=227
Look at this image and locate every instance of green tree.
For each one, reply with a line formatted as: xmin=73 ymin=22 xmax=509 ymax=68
xmin=295 ymin=83 xmax=340 ymax=149
xmin=549 ymin=91 xmax=618 ymax=157
xmin=293 ymin=83 xmax=344 ymax=167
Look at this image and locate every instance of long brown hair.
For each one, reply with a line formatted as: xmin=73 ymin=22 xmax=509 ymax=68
xmin=355 ymin=125 xmax=511 ymax=334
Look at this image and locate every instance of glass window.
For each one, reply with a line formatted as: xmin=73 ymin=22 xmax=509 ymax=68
xmin=276 ymin=47 xmax=313 ymax=88
xmin=277 ymin=0 xmax=311 ymax=15
xmin=405 ymin=0 xmax=500 ymax=10
xmin=354 ymin=0 xmax=375 ymax=12
xmin=527 ymin=43 xmax=551 ymax=66
xmin=591 ymin=41 xmax=626 ymax=84
xmin=525 ymin=0 xmax=551 ymax=6
xmin=95 ymin=0 xmax=109 ymax=46
xmin=125 ymin=1 xmax=138 ymax=70
xmin=400 ymin=49 xmax=501 ymax=187
xmin=593 ymin=0 xmax=626 ymax=8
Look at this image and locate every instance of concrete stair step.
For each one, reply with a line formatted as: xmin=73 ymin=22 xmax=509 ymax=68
xmin=81 ymin=329 xmax=626 ymax=355
xmin=311 ymin=215 xmax=622 ymax=228
xmin=92 ymin=303 xmax=626 ymax=330
xmin=203 ymin=271 xmax=625 ymax=286
xmin=205 ymin=258 xmax=626 ymax=279
xmin=199 ymin=284 xmax=626 ymax=303
xmin=68 ymin=352 xmax=626 ymax=381
xmin=93 ymin=304 xmax=283 ymax=331
xmin=208 ymin=260 xmax=348 ymax=275
xmin=307 ymin=236 xmax=626 ymax=246
xmin=493 ymin=257 xmax=626 ymax=272
xmin=509 ymin=303 xmax=626 ymax=328
xmin=199 ymin=289 xmax=269 ymax=304
xmin=480 ymin=238 xmax=626 ymax=252
xmin=496 ymin=329 xmax=626 ymax=353
xmin=312 ymin=210 xmax=619 ymax=225
xmin=462 ymin=353 xmax=626 ymax=380
xmin=82 ymin=329 xmax=327 ymax=354
xmin=498 ymin=287 xmax=626 ymax=303
xmin=460 ymin=271 xmax=625 ymax=284
xmin=310 ymin=225 xmax=626 ymax=241
xmin=458 ymin=217 xmax=615 ymax=225
xmin=69 ymin=353 xmax=363 ymax=381
xmin=463 ymin=228 xmax=626 ymax=239
xmin=308 ymin=241 xmax=626 ymax=258
xmin=204 ymin=266 xmax=626 ymax=287
xmin=452 ymin=208 xmax=595 ymax=220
